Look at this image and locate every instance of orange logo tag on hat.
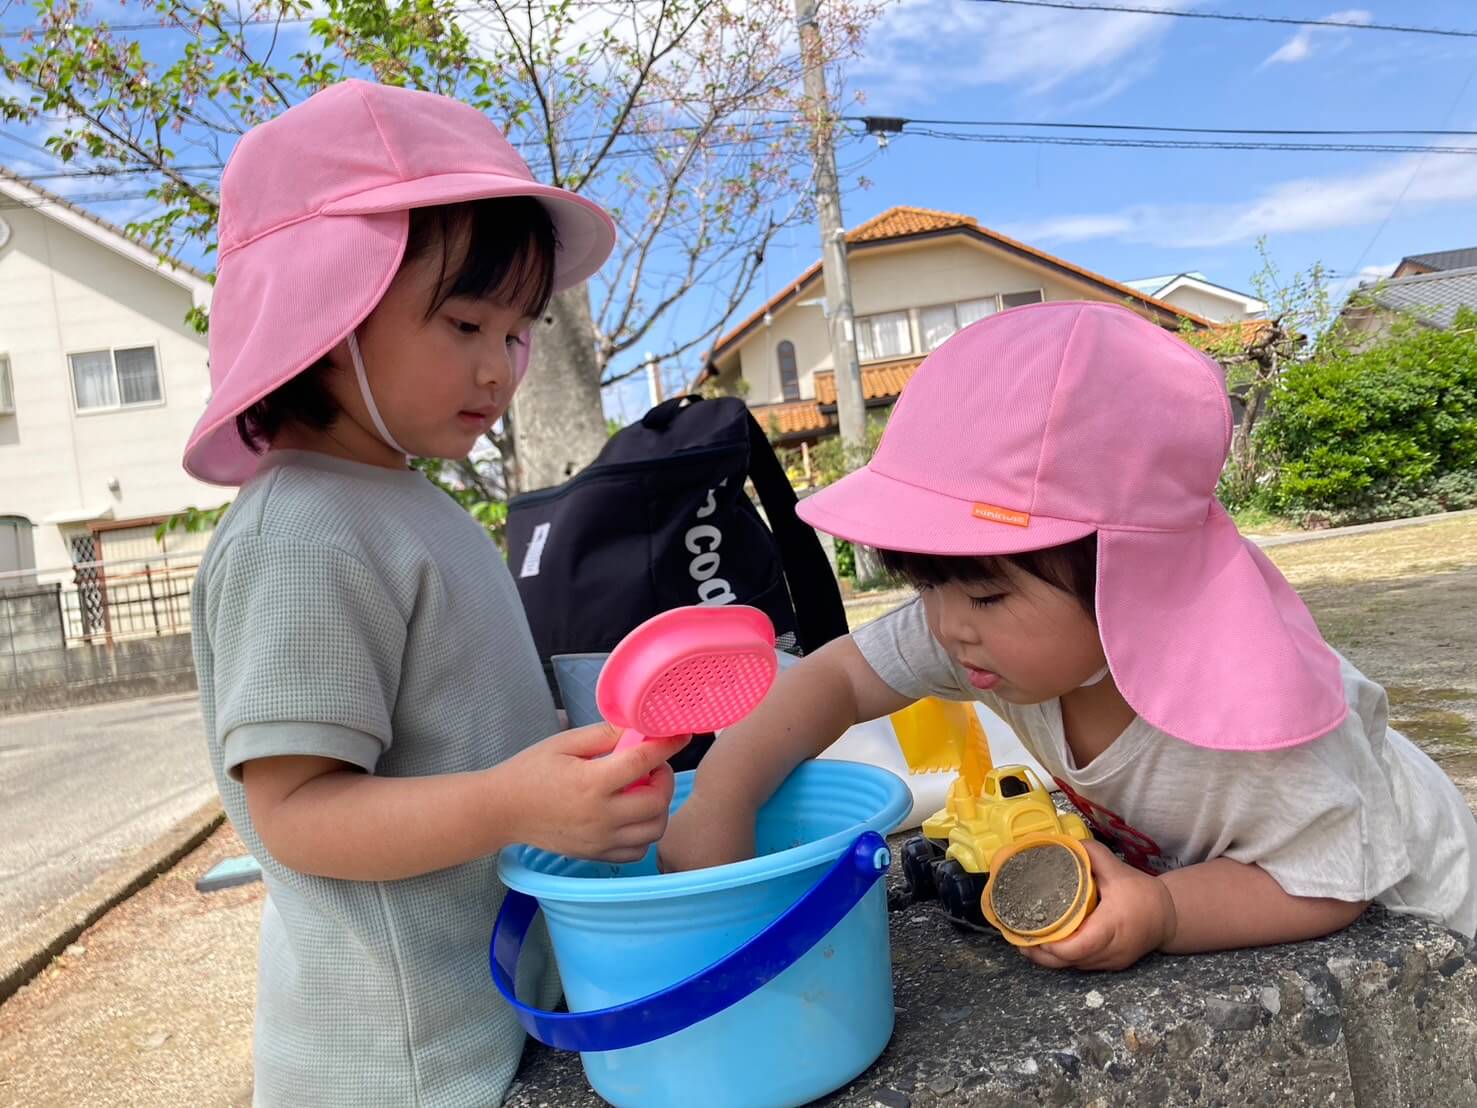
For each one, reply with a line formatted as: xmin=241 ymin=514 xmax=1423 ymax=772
xmin=971 ymin=502 xmax=1031 ymax=527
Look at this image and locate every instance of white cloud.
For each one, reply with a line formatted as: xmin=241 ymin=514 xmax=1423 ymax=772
xmin=1001 ymin=149 xmax=1477 ymax=249
xmin=1262 ymin=9 xmax=1372 ymax=67
xmin=853 ymin=0 xmax=1195 ymax=107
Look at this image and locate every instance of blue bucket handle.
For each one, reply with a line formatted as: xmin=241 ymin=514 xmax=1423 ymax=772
xmin=489 ymin=831 xmax=892 ymax=1052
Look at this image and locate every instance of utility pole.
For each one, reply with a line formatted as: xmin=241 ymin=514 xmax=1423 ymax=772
xmin=645 ymin=350 xmax=664 ymax=408
xmin=795 ymin=0 xmax=880 ymax=582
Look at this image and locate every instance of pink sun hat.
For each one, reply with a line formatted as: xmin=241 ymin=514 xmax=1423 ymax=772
xmin=183 ymin=79 xmax=616 ymax=486
xmin=800 ymin=301 xmax=1347 ymax=752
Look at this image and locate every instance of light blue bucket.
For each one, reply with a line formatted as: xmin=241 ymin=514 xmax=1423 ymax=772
xmin=492 ymin=761 xmax=910 ymax=1108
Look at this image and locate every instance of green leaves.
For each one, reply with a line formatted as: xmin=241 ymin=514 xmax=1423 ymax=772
xmin=1259 ymin=309 xmax=1477 ymax=522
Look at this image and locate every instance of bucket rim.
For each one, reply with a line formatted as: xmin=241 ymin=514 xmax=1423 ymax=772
xmin=497 ymin=760 xmax=910 ymax=904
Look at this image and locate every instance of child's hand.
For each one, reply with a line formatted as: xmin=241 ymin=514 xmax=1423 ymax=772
xmin=500 ymin=722 xmax=690 ymax=864
xmin=1020 ymin=841 xmax=1177 ymax=973
xmin=655 ymin=793 xmax=756 ymax=873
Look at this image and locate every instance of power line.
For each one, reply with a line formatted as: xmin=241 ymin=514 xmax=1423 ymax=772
xmin=968 ymin=0 xmax=1477 ymax=39
xmin=851 ymin=115 xmax=1477 ymax=139
xmin=854 ymin=127 xmax=1477 ymax=157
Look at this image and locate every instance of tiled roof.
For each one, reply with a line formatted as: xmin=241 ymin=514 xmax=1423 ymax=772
xmin=749 ymin=358 xmax=921 ymax=440
xmin=750 ymin=399 xmax=831 ymax=436
xmin=813 ymin=358 xmax=922 ymax=404
xmin=846 ymin=206 xmax=979 ymax=242
xmin=705 ymin=206 xmax=1208 ymax=367
xmin=1400 ymin=247 xmax=1477 ymax=273
xmin=1366 ymin=265 xmax=1477 ymax=329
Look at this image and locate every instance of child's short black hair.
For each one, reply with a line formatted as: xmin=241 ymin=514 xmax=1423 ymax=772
xmin=876 ymin=533 xmax=1099 ymax=614
xmin=236 ymin=195 xmax=559 ymax=453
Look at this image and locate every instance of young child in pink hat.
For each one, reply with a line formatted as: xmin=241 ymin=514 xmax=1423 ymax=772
xmin=184 ymin=80 xmax=687 ymax=1104
xmin=660 ymin=300 xmax=1476 ymax=969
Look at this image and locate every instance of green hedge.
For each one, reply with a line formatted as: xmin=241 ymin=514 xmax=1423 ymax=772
xmin=1258 ymin=309 xmax=1477 ymax=524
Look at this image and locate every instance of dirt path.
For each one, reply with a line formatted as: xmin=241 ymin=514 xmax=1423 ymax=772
xmin=1271 ymin=516 xmax=1477 ymax=805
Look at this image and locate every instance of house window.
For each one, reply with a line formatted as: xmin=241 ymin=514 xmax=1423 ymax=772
xmin=0 ymin=516 xmax=35 ymax=577
xmin=956 ymin=298 xmax=998 ymax=329
xmin=777 ymin=340 xmax=800 ymax=402
xmin=918 ymin=304 xmax=958 ymax=351
xmin=856 ymin=310 xmax=912 ymax=363
xmin=0 ymin=354 xmax=13 ymax=414
xmin=69 ymin=346 xmax=163 ymax=412
xmin=1001 ymin=289 xmax=1045 ymax=309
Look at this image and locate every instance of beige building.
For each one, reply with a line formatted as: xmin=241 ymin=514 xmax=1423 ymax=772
xmin=695 ymin=207 xmax=1207 ymax=444
xmin=0 ymin=167 xmax=218 ymax=581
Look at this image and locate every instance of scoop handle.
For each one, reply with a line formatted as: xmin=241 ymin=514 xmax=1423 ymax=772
xmin=611 ymin=727 xmax=654 ymax=791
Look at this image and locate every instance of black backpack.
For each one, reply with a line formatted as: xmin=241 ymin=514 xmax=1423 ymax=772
xmin=506 ymin=396 xmax=849 ymax=767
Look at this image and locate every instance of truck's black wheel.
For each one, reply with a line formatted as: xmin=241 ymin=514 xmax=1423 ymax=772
xmin=901 ymin=836 xmax=944 ymax=900
xmin=936 ymin=860 xmax=988 ymax=927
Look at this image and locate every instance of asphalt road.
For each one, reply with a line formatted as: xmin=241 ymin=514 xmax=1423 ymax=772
xmin=0 ymin=693 xmax=215 ymax=939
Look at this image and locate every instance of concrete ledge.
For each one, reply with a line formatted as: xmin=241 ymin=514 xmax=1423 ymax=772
xmin=507 ymin=859 xmax=1477 ymax=1107
xmin=0 ymin=668 xmax=197 ymax=716
xmin=0 ymin=800 xmax=224 ymax=1004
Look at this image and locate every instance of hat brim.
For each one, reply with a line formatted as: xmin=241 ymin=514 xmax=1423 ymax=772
xmin=322 ymin=172 xmax=615 ymax=292
xmin=1096 ymin=501 xmax=1347 ymax=751
xmin=183 ymin=209 xmax=409 ymax=486
xmin=184 ymin=176 xmax=618 ymax=487
xmin=797 ymin=465 xmax=1096 ymax=555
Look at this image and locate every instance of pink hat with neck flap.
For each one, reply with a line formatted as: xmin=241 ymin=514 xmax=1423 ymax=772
xmin=799 ymin=301 xmax=1347 ymax=752
xmin=183 ymin=79 xmax=616 ymax=486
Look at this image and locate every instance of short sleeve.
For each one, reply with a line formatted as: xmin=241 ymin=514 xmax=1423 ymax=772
xmin=851 ymin=597 xmax=972 ymax=702
xmin=204 ymin=534 xmax=407 ymax=780
xmin=1215 ymin=716 xmax=1412 ymax=904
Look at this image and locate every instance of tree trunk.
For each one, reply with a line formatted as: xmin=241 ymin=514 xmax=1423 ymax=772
xmin=512 ymin=283 xmax=610 ymax=491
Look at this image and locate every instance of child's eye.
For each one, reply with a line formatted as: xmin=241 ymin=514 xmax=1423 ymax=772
xmin=451 ymin=318 xmax=481 ymax=335
xmin=968 ymin=593 xmax=1005 ymax=610
xmin=506 ymin=333 xmax=527 ymax=349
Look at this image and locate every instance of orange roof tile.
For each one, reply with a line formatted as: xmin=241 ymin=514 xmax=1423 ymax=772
xmin=813 ymin=358 xmax=922 ymax=405
xmin=749 ymin=399 xmax=831 ymax=436
xmin=703 ymin=205 xmax=1209 ymax=371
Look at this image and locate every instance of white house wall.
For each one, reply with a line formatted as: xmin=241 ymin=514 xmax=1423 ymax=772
xmin=732 ymin=239 xmax=1116 ymax=406
xmin=1157 ymin=284 xmax=1254 ymax=323
xmin=0 ymin=202 xmax=218 ymax=571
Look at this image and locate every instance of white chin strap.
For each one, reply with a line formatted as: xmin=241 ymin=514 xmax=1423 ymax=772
xmin=1080 ymin=664 xmax=1111 ymax=688
xmin=348 ymin=331 xmax=410 ymax=458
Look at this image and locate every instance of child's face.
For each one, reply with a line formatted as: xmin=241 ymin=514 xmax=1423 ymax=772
xmin=918 ymin=564 xmax=1108 ymax=705
xmin=325 ymin=231 xmax=534 ymax=464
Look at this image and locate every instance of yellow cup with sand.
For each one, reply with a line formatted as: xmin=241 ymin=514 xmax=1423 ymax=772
xmin=980 ymin=834 xmax=1098 ymax=947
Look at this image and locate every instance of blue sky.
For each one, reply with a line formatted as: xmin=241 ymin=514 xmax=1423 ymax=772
xmin=618 ymin=0 xmax=1477 ymax=418
xmin=4 ymin=1 xmax=1476 ymax=426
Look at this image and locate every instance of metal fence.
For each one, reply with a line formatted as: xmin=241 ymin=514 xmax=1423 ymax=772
xmin=0 ymin=550 xmax=201 ymax=648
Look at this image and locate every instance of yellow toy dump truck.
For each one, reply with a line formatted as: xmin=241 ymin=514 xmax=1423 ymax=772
xmin=891 ymin=698 xmax=1093 ymax=929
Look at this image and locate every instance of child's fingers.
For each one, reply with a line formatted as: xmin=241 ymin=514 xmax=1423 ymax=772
xmin=550 ymin=721 xmax=624 ymax=757
xmin=1040 ymin=913 xmax=1114 ymax=966
xmin=1081 ymin=840 xmax=1125 ymax=881
xmin=600 ymin=733 xmax=691 ymax=789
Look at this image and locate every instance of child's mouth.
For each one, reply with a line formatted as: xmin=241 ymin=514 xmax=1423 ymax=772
xmin=965 ymin=667 xmax=1001 ymax=690
xmin=458 ymin=410 xmax=490 ymax=428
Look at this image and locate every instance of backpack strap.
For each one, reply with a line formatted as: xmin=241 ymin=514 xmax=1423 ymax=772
xmin=742 ymin=409 xmax=850 ymax=652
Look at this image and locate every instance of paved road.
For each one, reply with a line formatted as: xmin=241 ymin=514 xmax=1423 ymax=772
xmin=0 ymin=694 xmax=215 ymax=939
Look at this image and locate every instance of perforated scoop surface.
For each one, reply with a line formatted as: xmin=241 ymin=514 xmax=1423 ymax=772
xmin=634 ymin=651 xmax=774 ymax=734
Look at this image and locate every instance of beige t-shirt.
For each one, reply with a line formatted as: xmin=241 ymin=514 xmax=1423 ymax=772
xmin=854 ymin=598 xmax=1477 ymax=940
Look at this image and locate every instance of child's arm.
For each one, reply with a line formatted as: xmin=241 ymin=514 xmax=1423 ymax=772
xmin=241 ymin=723 xmax=688 ymax=881
xmin=658 ymin=634 xmax=914 ymax=872
xmin=1022 ymin=841 xmax=1369 ymax=972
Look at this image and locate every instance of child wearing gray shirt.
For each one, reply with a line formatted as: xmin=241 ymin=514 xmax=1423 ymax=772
xmin=184 ymin=82 xmax=685 ymax=1105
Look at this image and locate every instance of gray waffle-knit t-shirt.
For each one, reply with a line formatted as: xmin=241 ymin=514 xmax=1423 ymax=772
xmin=192 ymin=449 xmax=560 ymax=1106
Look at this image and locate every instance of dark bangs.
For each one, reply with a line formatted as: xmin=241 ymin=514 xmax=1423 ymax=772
xmin=877 ymin=533 xmax=1100 ymax=613
xmin=406 ymin=195 xmax=559 ymax=321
